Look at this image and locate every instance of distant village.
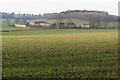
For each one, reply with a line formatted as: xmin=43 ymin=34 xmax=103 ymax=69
xmin=13 ymin=21 xmax=94 ymax=29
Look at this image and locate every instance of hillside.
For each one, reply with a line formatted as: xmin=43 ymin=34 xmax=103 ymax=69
xmin=42 ymin=10 xmax=118 ymax=22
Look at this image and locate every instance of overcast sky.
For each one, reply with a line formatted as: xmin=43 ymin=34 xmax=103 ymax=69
xmin=0 ymin=0 xmax=119 ymax=15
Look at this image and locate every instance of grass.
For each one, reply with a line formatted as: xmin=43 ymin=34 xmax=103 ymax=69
xmin=2 ymin=29 xmax=117 ymax=35
xmin=1 ymin=27 xmax=31 ymax=31
xmin=2 ymin=29 xmax=119 ymax=78
xmin=46 ymin=19 xmax=88 ymax=24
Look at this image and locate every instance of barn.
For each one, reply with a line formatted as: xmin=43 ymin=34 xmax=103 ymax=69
xmin=76 ymin=24 xmax=93 ymax=28
xmin=28 ymin=21 xmax=51 ymax=27
xmin=15 ymin=24 xmax=27 ymax=28
xmin=80 ymin=24 xmax=93 ymax=28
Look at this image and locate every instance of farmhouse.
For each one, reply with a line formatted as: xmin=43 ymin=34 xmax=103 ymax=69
xmin=80 ymin=24 xmax=93 ymax=28
xmin=15 ymin=24 xmax=27 ymax=28
xmin=28 ymin=21 xmax=51 ymax=27
xmin=76 ymin=24 xmax=93 ymax=28
xmin=54 ymin=23 xmax=93 ymax=29
xmin=56 ymin=23 xmax=75 ymax=29
xmin=57 ymin=23 xmax=65 ymax=29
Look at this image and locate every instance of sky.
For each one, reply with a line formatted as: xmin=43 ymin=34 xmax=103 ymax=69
xmin=0 ymin=0 xmax=119 ymax=16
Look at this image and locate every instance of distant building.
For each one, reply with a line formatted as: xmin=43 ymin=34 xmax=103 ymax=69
xmin=57 ymin=23 xmax=65 ymax=29
xmin=56 ymin=23 xmax=75 ymax=29
xmin=54 ymin=23 xmax=93 ymax=29
xmin=28 ymin=21 xmax=51 ymax=27
xmin=15 ymin=24 xmax=27 ymax=28
xmin=80 ymin=24 xmax=93 ymax=28
xmin=76 ymin=24 xmax=93 ymax=28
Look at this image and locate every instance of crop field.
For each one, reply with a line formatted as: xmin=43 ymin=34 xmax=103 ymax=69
xmin=2 ymin=29 xmax=119 ymax=78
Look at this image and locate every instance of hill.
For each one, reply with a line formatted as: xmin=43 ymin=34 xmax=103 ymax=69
xmin=42 ymin=10 xmax=118 ymax=22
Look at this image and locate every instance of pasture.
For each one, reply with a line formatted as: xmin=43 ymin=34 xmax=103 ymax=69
xmin=2 ymin=29 xmax=118 ymax=78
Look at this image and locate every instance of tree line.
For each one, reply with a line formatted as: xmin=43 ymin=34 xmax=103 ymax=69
xmin=0 ymin=12 xmax=41 ymax=20
xmin=1 ymin=10 xmax=118 ymax=22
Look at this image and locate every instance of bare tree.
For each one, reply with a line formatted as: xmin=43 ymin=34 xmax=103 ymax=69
xmin=89 ymin=17 xmax=101 ymax=28
xmin=54 ymin=14 xmax=65 ymax=23
xmin=2 ymin=19 xmax=11 ymax=27
xmin=54 ymin=14 xmax=65 ymax=28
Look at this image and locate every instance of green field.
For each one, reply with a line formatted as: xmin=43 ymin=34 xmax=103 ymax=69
xmin=1 ymin=27 xmax=31 ymax=31
xmin=2 ymin=29 xmax=118 ymax=78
